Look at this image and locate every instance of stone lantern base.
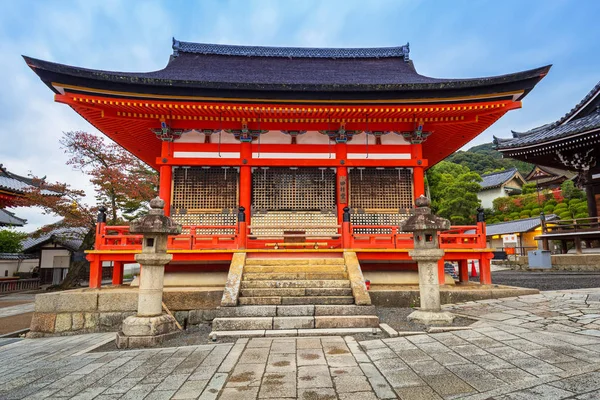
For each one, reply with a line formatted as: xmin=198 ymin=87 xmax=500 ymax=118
xmin=116 ymin=314 xmax=179 ymax=349
xmin=407 ymin=310 xmax=455 ymax=325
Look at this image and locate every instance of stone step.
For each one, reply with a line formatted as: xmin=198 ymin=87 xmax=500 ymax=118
xmin=240 ymin=280 xmax=350 ymax=289
xmin=244 ymin=265 xmax=346 ymax=274
xmin=243 ymin=272 xmax=349 ymax=281
xmin=209 ymin=327 xmax=382 ymax=339
xmin=315 ymin=315 xmax=380 ymax=329
xmin=238 ymin=296 xmax=355 ymax=306
xmin=216 ymin=305 xmax=277 ymax=318
xmin=240 ymin=287 xmax=353 ymax=298
xmin=314 ymin=305 xmax=378 ymax=316
xmin=245 ymin=258 xmax=345 ymax=266
xmin=212 ymin=317 xmax=273 ymax=331
xmin=212 ymin=315 xmax=379 ymax=331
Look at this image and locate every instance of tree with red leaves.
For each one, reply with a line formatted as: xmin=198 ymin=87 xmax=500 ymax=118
xmin=20 ymin=131 xmax=157 ymax=288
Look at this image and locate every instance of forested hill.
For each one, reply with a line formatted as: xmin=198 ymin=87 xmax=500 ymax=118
xmin=445 ymin=143 xmax=534 ymax=176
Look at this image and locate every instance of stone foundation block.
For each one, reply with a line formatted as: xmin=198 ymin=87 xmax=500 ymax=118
xmin=174 ymin=311 xmax=189 ymax=325
xmin=35 ymin=291 xmax=98 ymax=313
xmin=99 ymin=312 xmax=125 ymax=328
xmin=54 ymin=313 xmax=72 ymax=332
xmin=72 ymin=313 xmax=84 ymax=330
xmin=84 ymin=313 xmax=99 ymax=329
xmin=98 ymin=291 xmax=138 ymax=312
xmin=216 ymin=305 xmax=277 ymax=318
xmin=407 ymin=310 xmax=455 ymax=325
xmin=212 ymin=317 xmax=273 ymax=331
xmin=273 ymin=316 xmax=314 ymax=330
xmin=314 ymin=305 xmax=377 ymax=316
xmin=116 ymin=330 xmax=179 ymax=349
xmin=164 ymin=290 xmax=222 ymax=310
xmin=315 ymin=315 xmax=379 ymax=329
xmin=188 ymin=309 xmax=204 ymax=325
xmin=122 ymin=314 xmax=179 ymax=337
xmin=276 ymin=305 xmax=314 ymax=317
xmin=30 ymin=313 xmax=56 ymax=333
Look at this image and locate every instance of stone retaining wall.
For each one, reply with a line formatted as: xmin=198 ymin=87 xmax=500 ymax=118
xmin=28 ymin=287 xmax=222 ymax=337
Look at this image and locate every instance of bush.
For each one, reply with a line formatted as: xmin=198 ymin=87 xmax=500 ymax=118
xmin=531 ymin=208 xmax=542 ymax=216
xmin=509 ymin=212 xmax=520 ymax=219
xmin=545 ymin=199 xmax=558 ymax=206
xmin=569 ymin=198 xmax=583 ymax=206
xmin=559 ymin=211 xmax=573 ymax=220
xmin=520 ymin=210 xmax=531 ymax=217
xmin=574 ymin=212 xmax=589 ymax=219
xmin=554 ymin=203 xmax=568 ymax=211
xmin=543 ymin=205 xmax=555 ymax=213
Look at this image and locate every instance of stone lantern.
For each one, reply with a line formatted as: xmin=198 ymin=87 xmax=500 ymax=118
xmin=400 ymin=195 xmax=455 ymax=324
xmin=117 ymin=197 xmax=182 ymax=348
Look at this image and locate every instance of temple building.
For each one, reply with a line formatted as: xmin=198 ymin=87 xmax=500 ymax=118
xmin=525 ymin=165 xmax=577 ymax=190
xmin=0 ymin=164 xmax=58 ymax=226
xmin=478 ymin=168 xmax=526 ymax=209
xmin=25 ymin=39 xmax=549 ymax=294
xmin=496 ymin=82 xmax=600 ymax=218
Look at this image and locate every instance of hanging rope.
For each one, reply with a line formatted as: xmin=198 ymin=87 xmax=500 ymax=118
xmin=218 ymin=112 xmax=222 ymax=157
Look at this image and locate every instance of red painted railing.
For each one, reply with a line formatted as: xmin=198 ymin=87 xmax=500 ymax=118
xmin=94 ymin=221 xmax=486 ymax=251
xmin=95 ymin=223 xmax=239 ymax=250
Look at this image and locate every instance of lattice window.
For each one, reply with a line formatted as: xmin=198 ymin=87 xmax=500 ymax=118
xmin=172 ymin=213 xmax=237 ymax=235
xmin=250 ymin=211 xmax=338 ymax=237
xmin=350 ymin=212 xmax=412 ymax=234
xmin=172 ymin=167 xmax=239 ymax=211
xmin=252 ymin=167 xmax=335 ymax=211
xmin=349 ymin=168 xmax=413 ymax=210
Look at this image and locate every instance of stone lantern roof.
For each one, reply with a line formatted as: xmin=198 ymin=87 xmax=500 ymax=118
xmin=129 ymin=197 xmax=182 ymax=235
xmin=400 ymin=195 xmax=450 ymax=233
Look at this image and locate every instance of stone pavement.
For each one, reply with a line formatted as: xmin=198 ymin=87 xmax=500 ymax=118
xmin=444 ymin=288 xmax=600 ymax=337
xmin=0 ymin=303 xmax=35 ymax=318
xmin=0 ymin=290 xmax=599 ymax=399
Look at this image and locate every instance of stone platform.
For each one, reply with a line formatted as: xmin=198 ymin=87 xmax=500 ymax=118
xmin=27 ymin=284 xmax=538 ymax=336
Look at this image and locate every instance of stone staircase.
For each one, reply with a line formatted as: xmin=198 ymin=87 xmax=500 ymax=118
xmin=211 ymin=255 xmax=380 ymax=336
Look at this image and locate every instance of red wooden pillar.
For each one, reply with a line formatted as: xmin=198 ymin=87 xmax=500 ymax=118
xmin=412 ymin=144 xmax=425 ymax=200
xmin=336 ymin=143 xmax=349 ymax=247
xmin=239 ymin=142 xmax=252 ymax=248
xmin=458 ymin=259 xmax=469 ymax=283
xmin=112 ymin=261 xmax=124 ymax=285
xmin=159 ymin=165 xmax=172 ymax=216
xmin=437 ymin=258 xmax=446 ymax=285
xmin=479 ymin=255 xmax=492 ymax=285
xmin=88 ymin=255 xmax=102 ymax=289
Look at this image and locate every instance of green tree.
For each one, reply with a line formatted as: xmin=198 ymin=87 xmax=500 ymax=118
xmin=0 ymin=228 xmax=27 ymax=253
xmin=427 ymin=161 xmax=482 ymax=224
xmin=521 ymin=183 xmax=537 ymax=195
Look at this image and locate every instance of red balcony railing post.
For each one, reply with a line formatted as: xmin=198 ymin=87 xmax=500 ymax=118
xmin=112 ymin=261 xmax=124 ymax=285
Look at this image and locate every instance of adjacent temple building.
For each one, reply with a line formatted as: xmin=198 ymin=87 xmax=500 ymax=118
xmin=25 ymin=39 xmax=549 ymax=295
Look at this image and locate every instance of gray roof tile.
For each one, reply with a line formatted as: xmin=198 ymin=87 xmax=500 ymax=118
xmin=0 ymin=209 xmax=26 ymax=226
xmin=173 ymin=38 xmax=411 ymax=60
xmin=486 ymin=214 xmax=558 ymax=236
xmin=22 ymin=227 xmax=86 ymax=252
xmin=480 ymin=168 xmax=518 ymax=189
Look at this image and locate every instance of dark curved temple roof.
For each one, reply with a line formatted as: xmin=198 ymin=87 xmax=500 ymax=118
xmin=23 ymin=38 xmax=551 ymax=103
xmin=496 ymin=81 xmax=600 ymax=150
xmin=480 ymin=168 xmax=522 ymax=190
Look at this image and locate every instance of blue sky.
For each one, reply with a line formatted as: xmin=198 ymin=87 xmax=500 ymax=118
xmin=0 ymin=0 xmax=598 ymax=230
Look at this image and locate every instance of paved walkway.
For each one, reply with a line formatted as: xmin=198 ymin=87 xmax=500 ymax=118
xmin=0 ymin=289 xmax=599 ymax=399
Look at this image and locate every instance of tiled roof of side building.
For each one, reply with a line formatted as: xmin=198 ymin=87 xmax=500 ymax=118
xmin=0 ymin=209 xmax=26 ymax=226
xmin=495 ymin=109 xmax=600 ymax=149
xmin=486 ymin=214 xmax=558 ymax=236
xmin=496 ymin=81 xmax=600 ymax=150
xmin=480 ymin=168 xmax=519 ymax=190
xmin=22 ymin=227 xmax=87 ymax=253
xmin=0 ymin=164 xmax=60 ymax=196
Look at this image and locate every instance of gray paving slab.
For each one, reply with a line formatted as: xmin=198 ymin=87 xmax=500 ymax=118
xmin=2 ymin=289 xmax=600 ymax=399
